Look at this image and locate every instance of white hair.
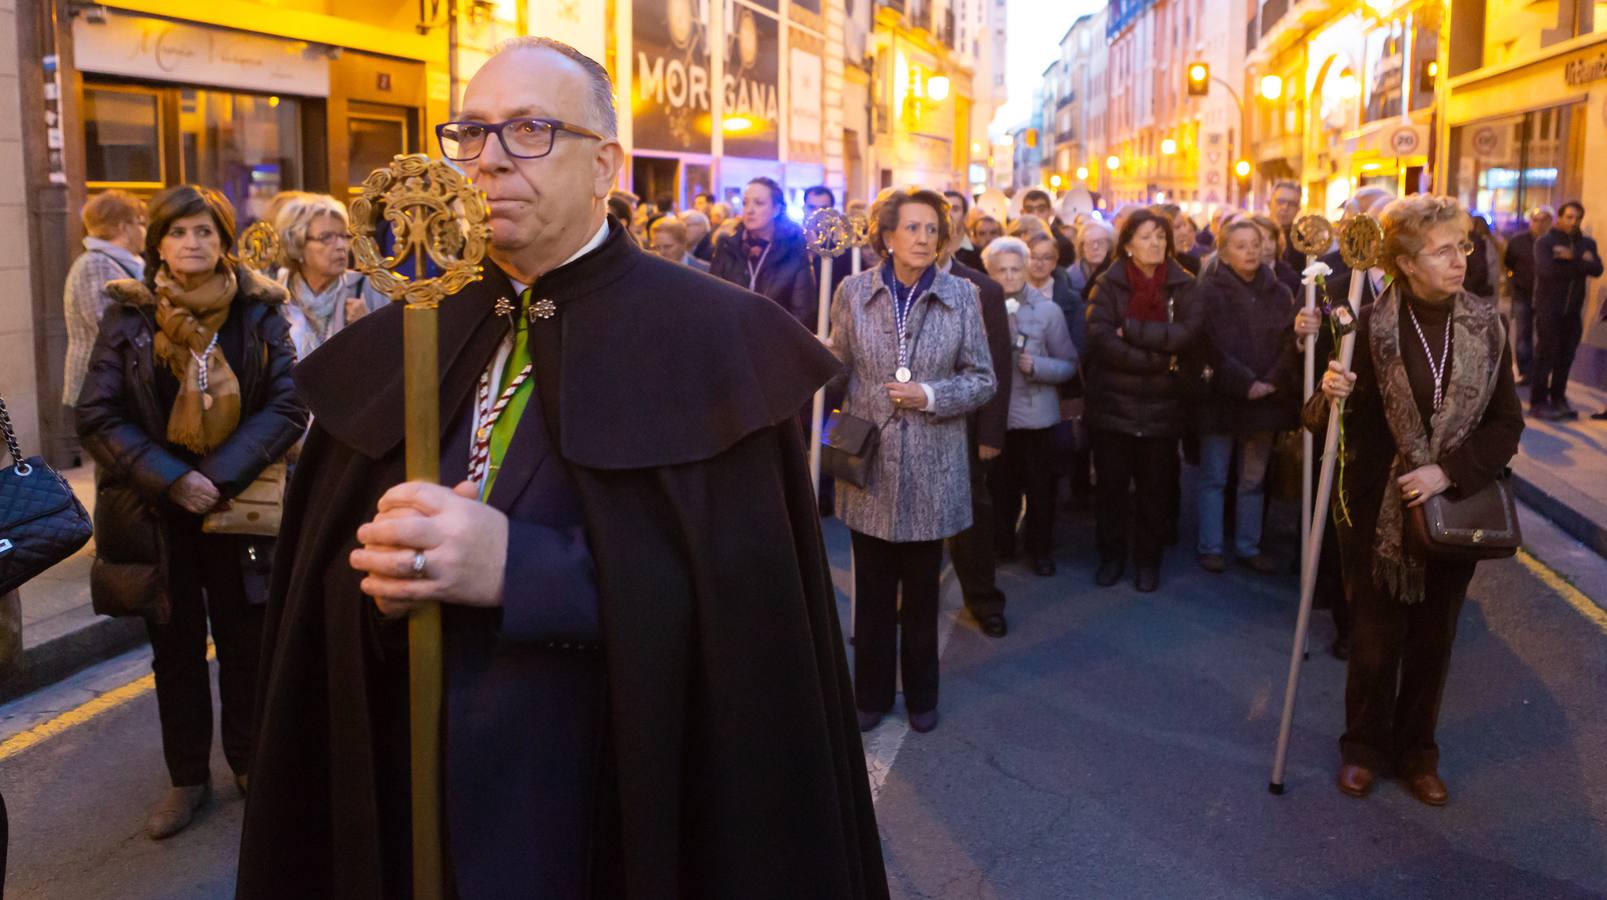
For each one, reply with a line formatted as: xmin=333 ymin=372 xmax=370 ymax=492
xmin=679 ymin=210 xmax=710 ymax=229
xmin=491 ymin=36 xmax=618 ymax=138
xmin=273 ymin=193 xmax=349 ymax=268
xmin=983 ymin=235 xmax=1030 ymax=273
xmin=1075 ymin=220 xmax=1113 ymax=249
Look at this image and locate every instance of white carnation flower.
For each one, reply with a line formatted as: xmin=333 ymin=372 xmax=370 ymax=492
xmin=1300 ymin=261 xmax=1333 ymax=285
xmin=1004 ymin=298 xmax=1021 ymax=315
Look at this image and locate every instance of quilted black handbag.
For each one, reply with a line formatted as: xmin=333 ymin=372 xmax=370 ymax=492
xmin=0 ymin=395 xmax=93 ymax=595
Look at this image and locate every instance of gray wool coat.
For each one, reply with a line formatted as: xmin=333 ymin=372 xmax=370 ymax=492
xmin=828 ymin=264 xmax=997 ymax=542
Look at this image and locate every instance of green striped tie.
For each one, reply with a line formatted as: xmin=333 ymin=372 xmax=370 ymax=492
xmin=484 ymin=287 xmax=534 ymax=497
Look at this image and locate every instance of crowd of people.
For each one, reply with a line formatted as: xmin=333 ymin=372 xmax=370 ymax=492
xmin=49 ymin=50 xmax=1588 ymax=864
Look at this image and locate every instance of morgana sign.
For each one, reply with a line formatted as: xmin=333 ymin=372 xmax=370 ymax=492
xmin=1565 ymin=52 xmax=1607 ymax=87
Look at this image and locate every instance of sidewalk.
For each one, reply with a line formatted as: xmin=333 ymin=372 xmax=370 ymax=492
xmin=1510 ymin=381 xmax=1607 ymax=559
xmin=1 ymin=465 xmax=144 ymax=704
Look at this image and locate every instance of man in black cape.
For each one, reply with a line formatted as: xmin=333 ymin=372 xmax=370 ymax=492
xmin=238 ymin=37 xmax=886 ymax=899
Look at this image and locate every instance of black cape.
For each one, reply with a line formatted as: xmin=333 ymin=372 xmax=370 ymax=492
xmin=238 ymin=221 xmax=888 ymax=899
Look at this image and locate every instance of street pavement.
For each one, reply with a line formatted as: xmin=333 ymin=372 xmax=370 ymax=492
xmin=2 ymin=495 xmax=1605 ymax=898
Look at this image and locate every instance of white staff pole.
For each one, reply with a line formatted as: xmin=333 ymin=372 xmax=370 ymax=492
xmin=1302 ymin=256 xmax=1317 ymax=580
xmin=1270 ymin=272 xmax=1363 ymax=794
xmin=809 ymin=254 xmax=833 ymax=492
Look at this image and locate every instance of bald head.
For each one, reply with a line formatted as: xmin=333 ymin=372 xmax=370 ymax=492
xmin=458 ymin=40 xmax=625 ymax=282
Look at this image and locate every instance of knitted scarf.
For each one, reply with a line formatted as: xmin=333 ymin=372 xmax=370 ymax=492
xmin=154 ymin=267 xmax=241 ymax=454
xmin=1124 ymin=258 xmax=1168 ymax=322
xmin=1368 ymin=285 xmax=1504 ymax=603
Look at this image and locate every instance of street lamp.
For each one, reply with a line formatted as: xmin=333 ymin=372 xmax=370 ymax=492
xmin=1106 ymin=155 xmax=1121 ymax=171
xmin=1234 ymin=159 xmax=1252 ymax=178
xmin=1049 ymin=174 xmax=1063 ymax=189
xmin=1260 ymin=74 xmax=1284 ymax=101
xmin=927 ymin=75 xmax=951 ymax=102
xmin=1076 ymin=165 xmax=1089 ymax=181
xmin=1161 ymin=138 xmax=1178 ymax=156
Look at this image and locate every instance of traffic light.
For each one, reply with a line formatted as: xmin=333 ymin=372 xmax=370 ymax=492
xmin=1187 ymin=63 xmax=1209 ymax=97
xmin=1024 ymin=128 xmax=1038 ymax=149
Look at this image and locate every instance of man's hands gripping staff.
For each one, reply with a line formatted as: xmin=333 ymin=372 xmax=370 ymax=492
xmin=350 ymin=481 xmax=509 ymax=618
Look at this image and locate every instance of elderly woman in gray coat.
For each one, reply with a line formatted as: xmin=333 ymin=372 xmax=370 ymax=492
xmin=829 ymin=186 xmax=996 ymax=735
xmin=985 ymin=236 xmax=1078 ymax=576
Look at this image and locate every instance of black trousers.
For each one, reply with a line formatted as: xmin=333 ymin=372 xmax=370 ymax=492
xmin=147 ymin=520 xmax=266 ymax=786
xmin=850 ymin=531 xmax=943 ymax=715
xmin=946 ymin=426 xmax=1005 ymax=619
xmin=1530 ymin=301 xmax=1583 ymax=406
xmin=1092 ymin=430 xmax=1176 ymax=568
xmin=1340 ymin=559 xmax=1476 ymax=777
xmin=992 ymin=427 xmax=1057 ymax=559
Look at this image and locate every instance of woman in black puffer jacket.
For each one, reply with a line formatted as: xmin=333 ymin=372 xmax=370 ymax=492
xmin=1189 ymin=220 xmax=1299 ymax=575
xmin=1085 ymin=208 xmax=1203 ymax=592
xmin=707 ymin=177 xmax=816 ymax=329
xmin=76 ymin=185 xmax=306 ymax=841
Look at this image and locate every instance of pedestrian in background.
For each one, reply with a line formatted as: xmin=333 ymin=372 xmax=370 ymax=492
xmin=970 ymin=214 xmax=1004 ymax=261
xmin=1085 ymin=208 xmax=1201 ymax=593
xmin=946 ymin=189 xmax=985 ymax=271
xmin=1502 ymin=205 xmax=1551 ymax=384
xmin=1067 ymin=220 xmax=1113 ymax=304
xmin=1311 ymin=194 xmax=1522 ymax=807
xmin=985 ymin=236 xmax=1078 ymax=576
xmin=1191 ymin=220 xmax=1297 ymax=574
xmin=1020 ymin=188 xmax=1076 ymax=266
xmin=829 ymin=187 xmax=996 ymax=735
xmin=63 ymin=190 xmax=146 ymax=410
xmin=1026 ymin=232 xmax=1086 ymax=356
xmin=1172 ymin=209 xmax=1203 ymax=262
xmin=649 ymin=215 xmax=709 ymax=271
xmin=1250 ymin=214 xmax=1303 ymax=300
xmin=1529 ymin=201 xmax=1601 ymax=420
xmin=1268 ymin=180 xmax=1306 ymax=275
xmin=1161 ymin=206 xmax=1201 ymax=276
xmin=1461 ymin=214 xmax=1496 ymax=302
xmin=681 ymin=209 xmax=714 ymax=261
xmin=709 ymin=176 xmax=816 ymax=329
xmin=272 ymin=193 xmax=388 ymax=361
xmin=75 ymin=184 xmax=307 ymax=840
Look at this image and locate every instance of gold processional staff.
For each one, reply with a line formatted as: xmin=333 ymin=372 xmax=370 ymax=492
xmin=348 ymin=153 xmax=492 ymax=900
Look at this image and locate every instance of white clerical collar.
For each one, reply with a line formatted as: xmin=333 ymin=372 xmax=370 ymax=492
xmin=507 ymin=218 xmax=610 ymax=297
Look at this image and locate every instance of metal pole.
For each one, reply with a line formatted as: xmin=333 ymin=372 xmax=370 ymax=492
xmin=1270 ymin=276 xmax=1361 ymax=794
xmin=404 ymin=306 xmax=444 ymax=898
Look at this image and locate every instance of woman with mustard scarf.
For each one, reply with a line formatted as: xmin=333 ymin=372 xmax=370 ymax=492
xmin=76 ymin=185 xmax=307 ymax=839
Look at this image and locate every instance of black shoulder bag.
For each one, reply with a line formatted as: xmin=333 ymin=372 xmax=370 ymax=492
xmin=822 ymin=409 xmax=894 ymax=490
xmin=0 ymin=395 xmax=93 ymax=595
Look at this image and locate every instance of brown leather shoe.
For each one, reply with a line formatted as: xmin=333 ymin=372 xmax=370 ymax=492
xmin=1336 ymin=764 xmax=1375 ymax=798
xmin=1406 ymin=772 xmax=1449 ymax=806
xmin=146 ymin=783 xmax=210 ymax=840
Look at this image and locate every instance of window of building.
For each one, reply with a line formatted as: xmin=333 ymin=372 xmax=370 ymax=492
xmin=1483 ymin=0 xmax=1607 ymax=67
xmin=83 ymin=85 xmax=164 ymax=189
xmin=1448 ymin=102 xmax=1587 ymax=234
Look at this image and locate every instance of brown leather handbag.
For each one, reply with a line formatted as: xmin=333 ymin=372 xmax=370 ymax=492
xmin=1406 ymin=472 xmax=1521 ymax=562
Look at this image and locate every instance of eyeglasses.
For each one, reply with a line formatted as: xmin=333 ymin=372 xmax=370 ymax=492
xmin=306 ymin=231 xmax=349 ymax=246
xmin=1416 ymin=240 xmax=1475 ymax=264
xmin=436 ymin=117 xmax=605 ymax=162
xmin=1030 ymin=254 xmax=1059 ymax=265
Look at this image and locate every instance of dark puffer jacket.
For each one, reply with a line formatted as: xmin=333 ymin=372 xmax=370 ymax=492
xmin=1189 ymin=263 xmax=1300 ymax=435
xmin=708 ymin=217 xmax=817 ymax=329
xmin=75 ymin=264 xmax=308 ymax=621
xmin=1084 ymin=258 xmax=1202 ymax=438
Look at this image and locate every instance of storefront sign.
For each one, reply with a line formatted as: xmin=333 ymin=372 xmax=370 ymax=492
xmin=632 ymin=0 xmax=713 ymax=153
xmin=788 ymin=29 xmax=823 ymax=164
xmin=72 ymin=10 xmax=330 ymax=97
xmin=723 ymin=3 xmax=780 ymax=160
xmin=1564 ymin=52 xmax=1607 ymax=87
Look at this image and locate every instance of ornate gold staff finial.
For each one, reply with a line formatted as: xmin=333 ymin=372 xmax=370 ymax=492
xmin=349 ymin=154 xmax=491 ymax=308
xmin=1339 ymin=214 xmax=1385 ymax=271
xmin=1291 ymin=214 xmax=1334 ymax=258
xmin=237 ymin=220 xmax=282 ymax=273
xmin=846 ymin=212 xmax=871 ymax=248
xmin=804 ymin=208 xmax=852 ymax=259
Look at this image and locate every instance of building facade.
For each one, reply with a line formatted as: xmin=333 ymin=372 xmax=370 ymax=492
xmin=1246 ymin=0 xmax=1442 ymax=214
xmin=1443 ymin=0 xmax=1607 ymax=386
xmin=869 ymin=0 xmax=975 ymax=192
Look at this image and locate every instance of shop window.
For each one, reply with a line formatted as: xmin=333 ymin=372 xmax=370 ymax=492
xmin=1362 ymin=21 xmax=1406 ymax=123
xmin=84 ymin=86 xmax=163 ymax=189
xmin=178 ymin=89 xmax=302 ymax=226
xmin=1448 ymin=103 xmax=1587 ymax=235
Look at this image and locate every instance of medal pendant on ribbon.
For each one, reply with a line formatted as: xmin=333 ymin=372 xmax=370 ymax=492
xmin=895 ymin=366 xmax=912 ymax=383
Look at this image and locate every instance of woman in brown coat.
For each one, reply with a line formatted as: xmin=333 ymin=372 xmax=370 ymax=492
xmin=1307 ymin=195 xmax=1523 ymax=807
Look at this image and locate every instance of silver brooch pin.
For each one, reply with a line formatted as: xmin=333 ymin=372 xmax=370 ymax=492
xmin=493 ymin=296 xmax=515 ymax=320
xmin=529 ymin=298 xmax=558 ymax=321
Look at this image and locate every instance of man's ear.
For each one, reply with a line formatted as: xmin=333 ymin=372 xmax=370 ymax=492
xmin=594 ymin=140 xmax=625 ymax=199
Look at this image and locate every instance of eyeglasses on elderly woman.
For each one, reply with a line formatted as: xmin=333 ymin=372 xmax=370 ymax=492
xmin=1415 ymin=239 xmax=1475 ymax=264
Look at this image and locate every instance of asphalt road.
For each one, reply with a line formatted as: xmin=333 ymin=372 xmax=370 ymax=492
xmin=1 ymin=497 xmax=1604 ymax=899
